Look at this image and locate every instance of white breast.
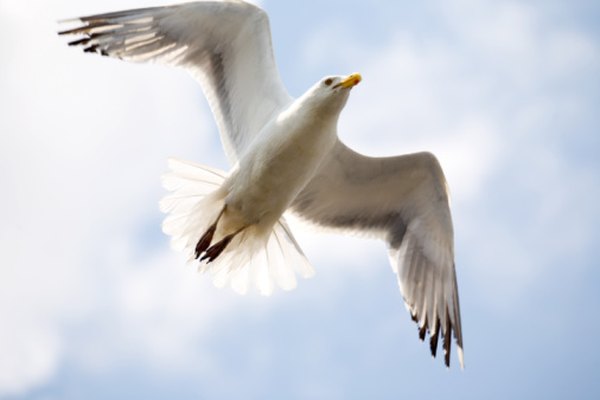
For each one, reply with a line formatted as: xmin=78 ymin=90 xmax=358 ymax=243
xmin=224 ymin=99 xmax=339 ymax=228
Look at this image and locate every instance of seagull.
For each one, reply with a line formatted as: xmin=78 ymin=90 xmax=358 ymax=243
xmin=59 ymin=0 xmax=464 ymax=368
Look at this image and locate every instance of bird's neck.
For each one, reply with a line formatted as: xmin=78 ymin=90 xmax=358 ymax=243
xmin=286 ymin=96 xmax=341 ymax=132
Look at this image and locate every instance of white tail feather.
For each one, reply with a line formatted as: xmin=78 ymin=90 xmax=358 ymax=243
xmin=161 ymin=158 xmax=315 ymax=295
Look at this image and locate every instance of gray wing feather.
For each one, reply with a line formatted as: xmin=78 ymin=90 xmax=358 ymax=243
xmin=59 ymin=1 xmax=292 ymax=161
xmin=292 ymin=140 xmax=464 ymax=368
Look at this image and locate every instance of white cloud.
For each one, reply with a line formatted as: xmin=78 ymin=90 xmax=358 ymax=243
xmin=0 ymin=310 xmax=61 ymax=394
xmin=65 ymin=243 xmax=242 ymax=375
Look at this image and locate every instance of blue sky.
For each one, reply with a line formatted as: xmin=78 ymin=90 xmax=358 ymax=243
xmin=1 ymin=0 xmax=599 ymax=399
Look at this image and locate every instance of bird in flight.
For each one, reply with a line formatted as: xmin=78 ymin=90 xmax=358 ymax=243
xmin=59 ymin=0 xmax=464 ymax=368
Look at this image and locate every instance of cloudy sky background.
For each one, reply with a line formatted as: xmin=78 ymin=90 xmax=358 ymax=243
xmin=1 ymin=0 xmax=599 ymax=398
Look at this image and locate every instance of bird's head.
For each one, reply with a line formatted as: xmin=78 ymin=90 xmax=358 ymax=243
xmin=302 ymin=73 xmax=362 ymax=115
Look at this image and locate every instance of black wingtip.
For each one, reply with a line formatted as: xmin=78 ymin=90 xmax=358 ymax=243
xmin=418 ymin=316 xmax=428 ymax=341
xmin=443 ymin=339 xmax=451 ymax=367
xmin=68 ymin=37 xmax=91 ymax=46
xmin=418 ymin=324 xmax=427 ymax=341
xmin=429 ymin=319 xmax=440 ymax=358
xmin=83 ymin=44 xmax=99 ymax=53
xmin=430 ymin=333 xmax=439 ymax=358
xmin=443 ymin=309 xmax=452 ymax=367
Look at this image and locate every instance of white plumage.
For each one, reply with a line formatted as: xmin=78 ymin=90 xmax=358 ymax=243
xmin=60 ymin=0 xmax=464 ymax=368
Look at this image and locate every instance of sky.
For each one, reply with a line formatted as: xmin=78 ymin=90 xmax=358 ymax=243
xmin=1 ymin=0 xmax=600 ymax=399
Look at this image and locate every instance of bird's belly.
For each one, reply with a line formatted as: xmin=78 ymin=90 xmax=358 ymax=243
xmin=226 ymin=128 xmax=335 ymax=227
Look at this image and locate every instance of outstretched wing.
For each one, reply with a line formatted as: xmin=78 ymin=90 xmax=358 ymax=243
xmin=292 ymin=140 xmax=464 ymax=368
xmin=59 ymin=0 xmax=292 ymax=161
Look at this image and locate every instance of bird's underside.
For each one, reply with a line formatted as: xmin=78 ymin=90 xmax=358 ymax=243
xmin=59 ymin=0 xmax=464 ymax=368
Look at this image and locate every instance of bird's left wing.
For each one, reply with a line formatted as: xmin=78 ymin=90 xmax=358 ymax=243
xmin=59 ymin=1 xmax=292 ymax=161
xmin=291 ymin=140 xmax=464 ymax=368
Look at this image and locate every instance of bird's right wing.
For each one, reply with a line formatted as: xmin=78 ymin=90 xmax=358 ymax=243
xmin=292 ymin=140 xmax=464 ymax=368
xmin=59 ymin=1 xmax=292 ymax=161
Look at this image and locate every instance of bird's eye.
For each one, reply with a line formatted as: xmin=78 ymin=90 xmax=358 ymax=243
xmin=324 ymin=78 xmax=333 ymax=86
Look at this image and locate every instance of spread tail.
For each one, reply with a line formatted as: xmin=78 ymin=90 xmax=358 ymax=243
xmin=160 ymin=158 xmax=315 ymax=295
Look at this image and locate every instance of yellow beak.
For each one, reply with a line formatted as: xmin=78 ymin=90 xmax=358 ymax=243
xmin=334 ymin=73 xmax=362 ymax=89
